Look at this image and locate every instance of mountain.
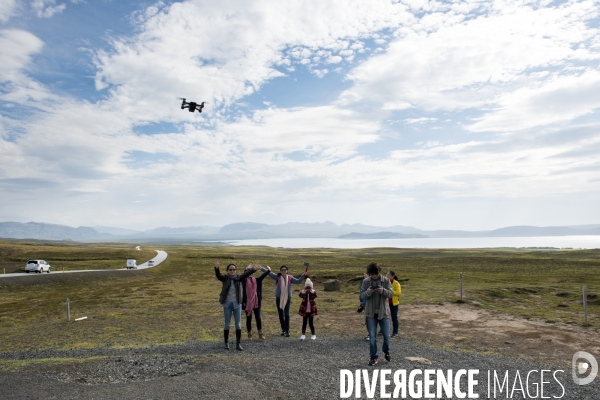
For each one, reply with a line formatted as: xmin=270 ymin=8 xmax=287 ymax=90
xmin=0 ymin=222 xmax=107 ymax=240
xmin=1 ymin=221 xmax=599 ymax=242
xmin=145 ymin=226 xmax=219 ymax=235
xmin=338 ymin=232 xmax=428 ymax=239
xmin=486 ymin=225 xmax=600 ymax=237
xmin=93 ymin=226 xmax=143 ymax=236
xmin=219 ymin=222 xmax=270 ymax=233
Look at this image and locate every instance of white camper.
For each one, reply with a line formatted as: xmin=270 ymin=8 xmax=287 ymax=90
xmin=126 ymin=259 xmax=137 ymax=270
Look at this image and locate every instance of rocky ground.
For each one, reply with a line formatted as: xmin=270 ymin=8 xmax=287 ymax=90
xmin=1 ymin=337 xmax=599 ymax=399
xmin=1 ymin=303 xmax=600 ymax=399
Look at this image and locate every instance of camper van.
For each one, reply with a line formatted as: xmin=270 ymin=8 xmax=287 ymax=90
xmin=126 ymin=259 xmax=137 ymax=270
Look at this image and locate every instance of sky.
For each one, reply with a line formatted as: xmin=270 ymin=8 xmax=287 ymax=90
xmin=1 ymin=0 xmax=600 ymax=231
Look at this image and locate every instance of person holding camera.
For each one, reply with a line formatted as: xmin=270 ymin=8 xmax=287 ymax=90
xmin=263 ymin=265 xmax=307 ymax=337
xmin=360 ymin=262 xmax=393 ymax=366
xmin=215 ymin=260 xmax=261 ymax=350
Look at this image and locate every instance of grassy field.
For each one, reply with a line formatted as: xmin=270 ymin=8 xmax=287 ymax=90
xmin=0 ymin=240 xmax=599 ymax=353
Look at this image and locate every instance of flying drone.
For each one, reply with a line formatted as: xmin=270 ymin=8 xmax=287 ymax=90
xmin=180 ymin=98 xmax=207 ymax=113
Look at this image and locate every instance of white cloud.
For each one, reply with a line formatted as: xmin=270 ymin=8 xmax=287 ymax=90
xmin=92 ymin=0 xmax=414 ymax=119
xmin=0 ymin=29 xmax=43 ymax=79
xmin=405 ymin=117 xmax=437 ymax=124
xmin=468 ymin=70 xmax=600 ymax=131
xmin=382 ymin=101 xmax=412 ymax=110
xmin=345 ymin=0 xmax=600 ymax=122
xmin=30 ymin=0 xmax=66 ymax=18
xmin=0 ymin=29 xmax=54 ymax=103
xmin=2 ymin=0 xmax=600 ymax=229
xmin=0 ymin=0 xmax=19 ymax=22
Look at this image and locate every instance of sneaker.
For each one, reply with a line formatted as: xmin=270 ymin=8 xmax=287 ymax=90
xmin=364 ymin=336 xmax=370 ymax=341
xmin=368 ymin=357 xmax=378 ymax=366
xmin=300 ymin=334 xmax=306 ymax=340
xmin=281 ymin=331 xmax=285 ymax=336
xmin=310 ymin=335 xmax=316 ymax=340
xmin=384 ymin=352 xmax=391 ymax=362
xmin=284 ymin=331 xmax=290 ymax=337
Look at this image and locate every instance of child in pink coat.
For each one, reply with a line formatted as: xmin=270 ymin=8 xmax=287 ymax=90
xmin=298 ymin=278 xmax=318 ymax=340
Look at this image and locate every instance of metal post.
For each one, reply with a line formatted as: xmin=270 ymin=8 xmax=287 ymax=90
xmin=66 ymin=298 xmax=70 ymax=322
xmin=583 ymin=286 xmax=588 ymax=327
xmin=460 ymin=273 xmax=463 ymax=302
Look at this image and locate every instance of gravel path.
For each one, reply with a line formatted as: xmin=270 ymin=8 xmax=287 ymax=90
xmin=1 ymin=337 xmax=599 ymax=399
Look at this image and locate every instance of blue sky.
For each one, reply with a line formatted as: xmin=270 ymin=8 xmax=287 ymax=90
xmin=1 ymin=0 xmax=600 ymax=230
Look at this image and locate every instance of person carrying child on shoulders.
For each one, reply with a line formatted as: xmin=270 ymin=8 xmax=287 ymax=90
xmin=298 ymin=278 xmax=318 ymax=340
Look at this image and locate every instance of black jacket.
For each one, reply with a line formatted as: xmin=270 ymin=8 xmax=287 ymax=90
xmin=215 ymin=267 xmax=256 ymax=305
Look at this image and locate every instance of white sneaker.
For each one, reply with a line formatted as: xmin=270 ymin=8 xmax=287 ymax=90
xmin=310 ymin=335 xmax=316 ymax=340
xmin=300 ymin=334 xmax=306 ymax=340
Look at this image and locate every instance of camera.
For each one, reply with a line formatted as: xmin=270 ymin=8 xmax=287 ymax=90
xmin=356 ymin=304 xmax=364 ymax=313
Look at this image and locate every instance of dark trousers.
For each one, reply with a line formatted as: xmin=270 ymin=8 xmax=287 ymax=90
xmin=302 ymin=315 xmax=315 ymax=335
xmin=245 ymin=307 xmax=262 ymax=331
xmin=390 ymin=304 xmax=399 ymax=334
xmin=276 ymin=297 xmax=291 ymax=332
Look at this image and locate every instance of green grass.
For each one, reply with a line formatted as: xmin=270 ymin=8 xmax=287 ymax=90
xmin=0 ymin=356 xmax=109 ymax=372
xmin=0 ymin=241 xmax=598 ymax=352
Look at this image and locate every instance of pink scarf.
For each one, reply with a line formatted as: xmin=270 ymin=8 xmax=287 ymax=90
xmin=279 ymin=275 xmax=290 ymax=309
xmin=305 ymin=290 xmax=312 ymax=313
xmin=245 ymin=276 xmax=258 ymax=316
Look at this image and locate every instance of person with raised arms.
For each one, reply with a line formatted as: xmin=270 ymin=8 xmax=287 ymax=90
xmin=263 ymin=265 xmax=307 ymax=337
xmin=241 ymin=263 xmax=271 ymax=340
xmin=215 ymin=260 xmax=260 ymax=350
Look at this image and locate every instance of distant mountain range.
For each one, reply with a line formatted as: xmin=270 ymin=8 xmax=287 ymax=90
xmin=0 ymin=221 xmax=599 ymax=242
xmin=338 ymin=232 xmax=427 ymax=239
xmin=0 ymin=221 xmax=106 ymax=241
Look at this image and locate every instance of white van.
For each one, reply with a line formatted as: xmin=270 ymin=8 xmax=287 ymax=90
xmin=126 ymin=259 xmax=137 ymax=269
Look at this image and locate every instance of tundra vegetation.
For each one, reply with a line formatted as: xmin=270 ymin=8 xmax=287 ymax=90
xmin=0 ymin=240 xmax=598 ymax=353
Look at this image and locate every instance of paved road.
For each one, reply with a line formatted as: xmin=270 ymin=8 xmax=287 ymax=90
xmin=0 ymin=250 xmax=168 ymax=279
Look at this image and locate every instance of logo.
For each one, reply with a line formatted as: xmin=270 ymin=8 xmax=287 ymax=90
xmin=572 ymin=351 xmax=598 ymax=386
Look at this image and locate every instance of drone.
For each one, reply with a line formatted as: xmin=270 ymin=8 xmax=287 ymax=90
xmin=180 ymin=98 xmax=207 ymax=113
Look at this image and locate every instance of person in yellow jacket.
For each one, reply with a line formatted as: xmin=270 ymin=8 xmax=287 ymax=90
xmin=386 ymin=270 xmax=401 ymax=337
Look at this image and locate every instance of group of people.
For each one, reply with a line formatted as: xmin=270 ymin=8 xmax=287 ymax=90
xmin=214 ymin=259 xmax=400 ymax=366
xmin=214 ymin=260 xmax=317 ymax=351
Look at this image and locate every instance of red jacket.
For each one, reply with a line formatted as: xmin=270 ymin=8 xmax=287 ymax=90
xmin=298 ymin=289 xmax=318 ymax=316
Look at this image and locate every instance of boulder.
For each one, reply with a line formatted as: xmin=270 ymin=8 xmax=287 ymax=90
xmin=324 ymin=279 xmax=341 ymax=291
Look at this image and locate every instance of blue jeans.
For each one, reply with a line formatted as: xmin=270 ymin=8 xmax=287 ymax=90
xmin=390 ymin=304 xmax=399 ymax=335
xmin=223 ymin=303 xmax=242 ymax=330
xmin=367 ymin=316 xmax=390 ymax=359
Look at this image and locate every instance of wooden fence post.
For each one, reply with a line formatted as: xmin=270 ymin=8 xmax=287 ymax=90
xmin=66 ymin=298 xmax=70 ymax=322
xmin=460 ymin=273 xmax=463 ymax=302
xmin=583 ymin=285 xmax=588 ymax=327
